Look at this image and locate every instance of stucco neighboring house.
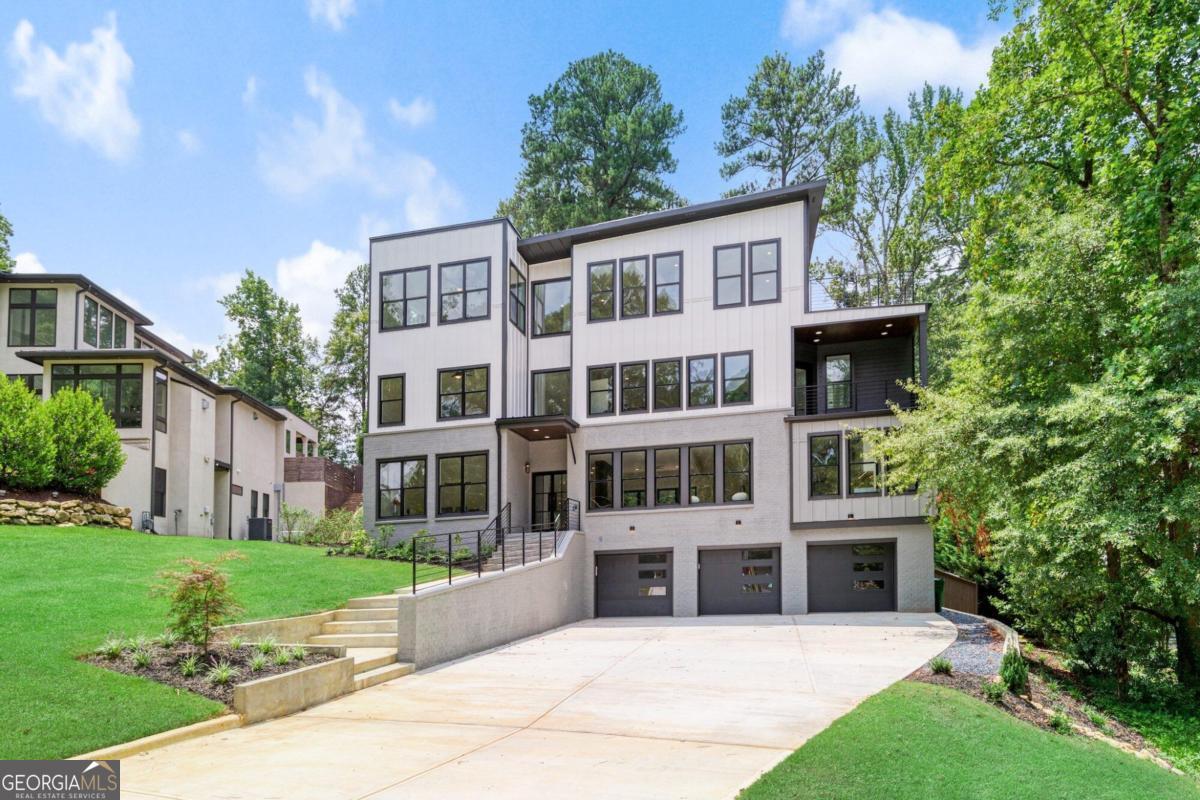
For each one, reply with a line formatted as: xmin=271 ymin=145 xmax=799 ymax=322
xmin=363 ymin=182 xmax=936 ymax=618
xmin=0 ymin=273 xmax=308 ymax=539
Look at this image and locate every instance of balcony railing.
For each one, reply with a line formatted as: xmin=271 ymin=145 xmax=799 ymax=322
xmin=793 ymin=379 xmax=916 ymax=417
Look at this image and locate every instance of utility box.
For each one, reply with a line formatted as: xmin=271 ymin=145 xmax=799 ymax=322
xmin=248 ymin=517 xmax=273 ymax=541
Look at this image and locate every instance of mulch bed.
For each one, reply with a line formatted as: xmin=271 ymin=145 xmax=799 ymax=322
xmin=86 ymin=641 xmax=333 ymax=706
xmin=0 ymin=488 xmax=107 ymax=503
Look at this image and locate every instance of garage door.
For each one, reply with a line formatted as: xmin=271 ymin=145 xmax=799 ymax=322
xmin=699 ymin=548 xmax=781 ymax=615
xmin=807 ymin=542 xmax=896 ymax=612
xmin=595 ymin=551 xmax=672 ymax=617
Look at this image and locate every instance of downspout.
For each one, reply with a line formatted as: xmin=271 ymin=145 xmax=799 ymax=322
xmin=228 ymin=398 xmax=239 ymax=540
xmin=148 ymin=375 xmax=157 ymax=534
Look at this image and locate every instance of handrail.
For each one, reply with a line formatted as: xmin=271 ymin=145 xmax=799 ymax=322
xmin=793 ymin=378 xmax=916 ymax=417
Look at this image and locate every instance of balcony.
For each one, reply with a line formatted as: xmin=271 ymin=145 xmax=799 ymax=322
xmin=793 ymin=378 xmax=916 ymax=417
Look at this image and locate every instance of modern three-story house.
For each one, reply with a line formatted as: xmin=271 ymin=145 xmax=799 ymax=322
xmin=364 ymin=181 xmax=934 ymax=616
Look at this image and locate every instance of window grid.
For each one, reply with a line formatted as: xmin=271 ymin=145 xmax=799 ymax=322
xmin=652 ymin=358 xmax=682 ymax=411
xmin=438 ymin=258 xmax=490 ymax=324
xmin=588 ymin=261 xmax=615 ymax=322
xmin=380 ymin=266 xmax=430 ymax=330
xmin=378 ymin=456 xmax=426 ymax=519
xmin=687 ymin=355 xmax=717 ymax=408
xmin=749 ymin=239 xmax=781 ymax=304
xmin=7 ymin=288 xmax=57 ymax=348
xmin=620 ymin=362 xmax=648 ymax=414
xmin=713 ymin=244 xmax=745 ymax=308
xmin=50 ymin=363 xmax=143 ymax=428
xmin=585 ymin=442 xmax=753 ymax=512
xmin=620 ymin=450 xmax=647 ymax=508
xmin=378 ymin=374 xmax=405 ymax=426
xmin=652 ymin=252 xmax=683 ymax=315
xmin=587 ymin=365 xmax=615 ymax=417
xmin=436 ymin=452 xmax=488 ymax=516
xmin=721 ymin=351 xmax=753 ymax=405
xmin=437 ymin=366 xmax=489 ymax=420
xmin=619 ymin=256 xmax=649 ymax=318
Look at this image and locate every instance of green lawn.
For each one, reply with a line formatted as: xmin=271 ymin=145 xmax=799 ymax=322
xmin=740 ymin=682 xmax=1200 ymax=800
xmin=0 ymin=525 xmax=446 ymax=760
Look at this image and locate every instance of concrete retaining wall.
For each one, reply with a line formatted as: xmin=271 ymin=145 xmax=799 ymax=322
xmin=233 ymin=656 xmax=355 ymax=723
xmin=219 ymin=610 xmax=336 ymax=643
xmin=397 ymin=532 xmax=588 ymax=669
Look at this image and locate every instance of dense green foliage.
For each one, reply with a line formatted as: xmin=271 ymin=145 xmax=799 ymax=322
xmin=313 ymin=263 xmax=369 ymax=463
xmin=0 ymin=376 xmax=54 ymax=489
xmin=1001 ymin=648 xmax=1029 ymax=694
xmin=740 ymin=682 xmax=1198 ymax=800
xmin=43 ymin=387 xmax=125 ymax=494
xmin=498 ymin=51 xmax=685 ymax=236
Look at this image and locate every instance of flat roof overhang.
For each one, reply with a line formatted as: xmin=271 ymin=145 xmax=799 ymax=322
xmin=496 ymin=415 xmax=579 ymax=441
xmin=794 ymin=308 xmax=924 ymax=345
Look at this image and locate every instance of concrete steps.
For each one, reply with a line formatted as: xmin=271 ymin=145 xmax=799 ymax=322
xmin=321 ymin=620 xmax=397 ymax=634
xmin=354 ymin=661 xmax=414 ymax=691
xmin=309 ymin=632 xmax=398 ymax=648
xmin=345 ymin=594 xmax=401 ymax=610
xmin=346 ymin=647 xmax=400 ymax=672
xmin=333 ymin=607 xmax=396 ymax=622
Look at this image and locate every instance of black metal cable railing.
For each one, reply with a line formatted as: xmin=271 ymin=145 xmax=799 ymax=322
xmin=793 ymin=379 xmax=916 ymax=416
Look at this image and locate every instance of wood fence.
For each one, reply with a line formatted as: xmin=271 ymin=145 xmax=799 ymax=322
xmin=935 ymin=569 xmax=979 ymax=615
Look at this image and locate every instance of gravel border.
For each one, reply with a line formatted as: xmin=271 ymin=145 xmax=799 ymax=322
xmin=934 ymin=608 xmax=1005 ymax=676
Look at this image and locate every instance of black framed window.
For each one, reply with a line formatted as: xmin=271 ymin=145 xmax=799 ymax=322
xmin=381 ymin=266 xmax=429 ymax=330
xmin=620 ymin=362 xmax=648 ymax=413
xmin=687 ymin=355 xmax=717 ymax=408
xmin=286 ymin=429 xmax=291 ymax=453
xmin=714 ymin=244 xmax=745 ymax=308
xmin=532 ymin=278 xmax=572 ymax=335
xmin=153 ymin=370 xmax=168 ymax=433
xmin=438 ymin=366 xmax=488 ymax=419
xmin=847 ymin=432 xmax=880 ymax=495
xmin=378 ymin=456 xmax=426 ymax=519
xmin=439 ymin=259 xmax=489 ymax=323
xmin=263 ymin=493 xmax=270 ymax=519
xmin=114 ymin=316 xmax=127 ymax=348
xmin=654 ymin=447 xmax=681 ymax=505
xmin=723 ymin=442 xmax=752 ymax=502
xmin=509 ymin=265 xmax=526 ymax=332
xmin=688 ymin=445 xmax=716 ymax=504
xmin=653 ymin=359 xmax=681 ymax=411
xmin=5 ymin=373 xmax=43 ymax=394
xmin=621 ymin=450 xmax=647 ymax=508
xmin=532 ymin=369 xmax=570 ymax=416
xmin=7 ymin=288 xmax=57 ymax=347
xmin=82 ymin=297 xmax=98 ymax=346
xmin=653 ymin=252 xmax=682 ymax=314
xmin=722 ymin=352 xmax=752 ymax=405
xmin=587 ymin=366 xmax=614 ymax=416
xmin=152 ymin=468 xmax=166 ymax=517
xmin=749 ymin=240 xmax=780 ymax=304
xmin=810 ymin=433 xmax=841 ymax=498
xmin=437 ymin=452 xmax=488 ymax=515
xmin=587 ymin=452 xmax=614 ymax=509
xmin=251 ymin=490 xmax=259 ymax=518
xmin=620 ymin=257 xmax=648 ymax=318
xmin=825 ymin=354 xmax=852 ymax=410
xmin=98 ymin=307 xmax=113 ymax=349
xmin=379 ymin=375 xmax=405 ymax=426
xmin=50 ymin=363 xmax=143 ymax=428
xmin=588 ymin=261 xmax=615 ymax=321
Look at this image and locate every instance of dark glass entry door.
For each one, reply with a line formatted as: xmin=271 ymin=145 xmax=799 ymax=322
xmin=532 ymin=471 xmax=567 ymax=529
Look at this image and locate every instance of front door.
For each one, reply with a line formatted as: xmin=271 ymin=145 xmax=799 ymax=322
xmin=532 ymin=471 xmax=567 ymax=529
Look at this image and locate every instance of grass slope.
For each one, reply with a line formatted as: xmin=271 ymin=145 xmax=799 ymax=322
xmin=740 ymin=682 xmax=1199 ymax=800
xmin=0 ymin=526 xmax=444 ymax=759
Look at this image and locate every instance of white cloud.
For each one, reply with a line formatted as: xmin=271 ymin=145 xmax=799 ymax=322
xmin=307 ymin=0 xmax=356 ymax=31
xmin=13 ymin=251 xmax=46 ymax=273
xmin=8 ymin=12 xmax=140 ymax=161
xmin=189 ymin=271 xmax=242 ymax=298
xmin=177 ymin=129 xmax=202 ymax=154
xmin=258 ymin=67 xmax=461 ymax=228
xmin=274 ymin=240 xmax=362 ymax=340
xmin=242 ymin=75 xmax=258 ymax=107
xmin=826 ymin=9 xmax=1000 ymax=110
xmin=387 ymin=95 xmax=435 ymax=128
xmin=781 ymin=0 xmax=868 ymax=43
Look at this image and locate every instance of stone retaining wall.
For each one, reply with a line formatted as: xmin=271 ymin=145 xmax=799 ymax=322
xmin=0 ymin=498 xmax=133 ymax=529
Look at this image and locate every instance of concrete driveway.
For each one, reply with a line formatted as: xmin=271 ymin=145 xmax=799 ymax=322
xmin=122 ymin=613 xmax=954 ymax=800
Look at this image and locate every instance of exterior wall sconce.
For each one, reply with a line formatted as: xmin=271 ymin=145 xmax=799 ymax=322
xmin=735 ymin=519 xmax=742 ymax=527
xmin=628 ymin=525 xmax=636 ymax=533
xmin=847 ymin=513 xmax=855 ymax=519
xmin=524 ymin=462 xmax=531 ymax=474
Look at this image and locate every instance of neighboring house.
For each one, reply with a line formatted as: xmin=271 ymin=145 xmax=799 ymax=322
xmin=277 ymin=407 xmax=363 ymax=518
xmin=364 ymin=182 xmax=934 ymax=617
xmin=0 ymin=273 xmax=302 ymax=539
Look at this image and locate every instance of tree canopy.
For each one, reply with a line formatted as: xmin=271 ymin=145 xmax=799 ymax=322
xmin=312 ymin=264 xmax=369 ymax=464
xmin=0 ymin=206 xmax=16 ymax=274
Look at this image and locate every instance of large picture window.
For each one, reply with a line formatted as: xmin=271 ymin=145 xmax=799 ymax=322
xmin=508 ymin=265 xmax=526 ymax=332
xmin=721 ymin=352 xmax=752 ymax=405
xmin=532 ymin=369 xmax=570 ymax=416
xmin=588 ymin=261 xmax=615 ymax=321
xmin=378 ymin=456 xmax=426 ymax=519
xmin=810 ymin=433 xmax=841 ymax=498
xmin=653 ymin=359 xmax=681 ymax=411
xmin=587 ymin=365 xmax=615 ymax=416
xmin=847 ymin=432 xmax=880 ymax=495
xmin=621 ymin=450 xmax=647 ymax=508
xmin=587 ymin=452 xmax=614 ymax=509
xmin=379 ymin=375 xmax=405 ymax=426
xmin=620 ymin=257 xmax=648 ymax=318
xmin=7 ymin=288 xmax=57 ymax=347
xmin=588 ymin=441 xmax=753 ymax=512
xmin=620 ymin=362 xmax=648 ymax=413
xmin=381 ymin=266 xmax=429 ymax=330
xmin=532 ymin=278 xmax=571 ymax=335
xmin=713 ymin=244 xmax=745 ymax=308
xmin=438 ymin=366 xmax=488 ymax=419
xmin=687 ymin=355 xmax=717 ymax=408
xmin=439 ymin=258 xmax=489 ymax=323
xmin=437 ymin=453 xmax=488 ymax=516
xmin=51 ymin=363 xmax=143 ymax=428
xmin=749 ymin=240 xmax=780 ymax=304
xmin=653 ymin=252 xmax=682 ymax=314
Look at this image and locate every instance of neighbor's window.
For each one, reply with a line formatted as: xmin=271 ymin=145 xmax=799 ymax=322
xmin=588 ymin=366 xmax=614 ymax=416
xmin=509 ymin=265 xmax=526 ymax=332
xmin=588 ymin=261 xmax=615 ymax=321
xmin=83 ymin=297 xmax=98 ymax=346
xmin=588 ymin=452 xmax=614 ymax=509
xmin=5 ymin=373 xmax=43 ymax=394
xmin=285 ymin=429 xmax=291 ymax=454
xmin=847 ymin=431 xmax=880 ymax=495
xmin=307 ymin=441 xmax=315 ymax=457
xmin=153 ymin=370 xmax=168 ymax=433
xmin=98 ymin=307 xmax=113 ymax=349
xmin=381 ymin=266 xmax=429 ymax=330
xmin=114 ymin=316 xmax=127 ymax=348
xmin=653 ymin=359 xmax=681 ymax=411
xmin=620 ymin=362 xmax=648 ymax=413
xmin=439 ymin=259 xmax=490 ymax=323
xmin=7 ymin=288 xmax=57 ymax=347
xmin=532 ymin=369 xmax=570 ymax=416
xmin=437 ymin=453 xmax=488 ymax=515
xmin=722 ymin=352 xmax=752 ymax=405
xmin=714 ymin=244 xmax=745 ymax=307
xmin=532 ymin=278 xmax=572 ymax=335
xmin=653 ymin=252 xmax=682 ymax=314
xmin=620 ymin=257 xmax=648 ymax=318
xmin=51 ymin=363 xmax=143 ymax=428
xmin=687 ymin=356 xmax=717 ymax=408
xmin=378 ymin=456 xmax=426 ymax=519
xmin=654 ymin=447 xmax=681 ymax=505
xmin=825 ymin=354 xmax=852 ymax=410
xmin=749 ymin=240 xmax=780 ymax=304
xmin=723 ymin=442 xmax=752 ymax=502
xmin=810 ymin=433 xmax=841 ymax=497
xmin=152 ymin=468 xmax=166 ymax=517
xmin=438 ymin=366 xmax=488 ymax=419
xmin=379 ymin=375 xmax=405 ymax=426
xmin=621 ymin=450 xmax=647 ymax=508
xmin=688 ymin=445 xmax=716 ymax=504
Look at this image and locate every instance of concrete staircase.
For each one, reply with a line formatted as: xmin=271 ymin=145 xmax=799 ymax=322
xmin=305 ymin=593 xmax=413 ymax=690
xmin=480 ymin=530 xmax=560 ymax=572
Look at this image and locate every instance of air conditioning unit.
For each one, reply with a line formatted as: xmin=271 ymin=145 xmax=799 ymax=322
xmin=247 ymin=517 xmax=273 ymax=541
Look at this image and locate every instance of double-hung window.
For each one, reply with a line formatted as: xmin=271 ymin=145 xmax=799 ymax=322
xmin=379 ymin=375 xmax=405 ymax=426
xmin=437 ymin=453 xmax=488 ymax=516
xmin=652 ymin=359 xmax=681 ymax=410
xmin=825 ymin=354 xmax=852 ymax=410
xmin=688 ymin=445 xmax=716 ymax=504
xmin=588 ymin=261 xmax=615 ymax=321
xmin=620 ymin=257 xmax=648 ymax=318
xmin=587 ymin=366 xmax=615 ymax=416
xmin=7 ymin=288 xmax=57 ymax=347
xmin=621 ymin=450 xmax=647 ymax=508
xmin=687 ymin=355 xmax=717 ymax=408
xmin=51 ymin=364 xmax=143 ymax=428
xmin=438 ymin=366 xmax=488 ymax=419
xmin=847 ymin=432 xmax=880 ymax=495
xmin=532 ymin=369 xmax=570 ymax=416
xmin=713 ymin=244 xmax=745 ymax=308
xmin=721 ymin=352 xmax=752 ymax=405
xmin=439 ymin=259 xmax=489 ymax=323
xmin=722 ymin=442 xmax=752 ymax=502
xmin=654 ymin=448 xmax=681 ymax=505
xmin=532 ymin=278 xmax=571 ymax=335
xmin=653 ymin=252 xmax=682 ymax=314
xmin=378 ymin=456 xmax=426 ymax=519
xmin=809 ymin=433 xmax=841 ymax=498
xmin=381 ymin=266 xmax=429 ymax=330
xmin=587 ymin=452 xmax=614 ymax=509
xmin=509 ymin=265 xmax=526 ymax=332
xmin=749 ymin=240 xmax=780 ymax=304
xmin=620 ymin=362 xmax=648 ymax=413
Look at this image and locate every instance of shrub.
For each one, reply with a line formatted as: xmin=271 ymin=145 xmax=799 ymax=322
xmin=1049 ymin=710 xmax=1073 ymax=735
xmin=207 ymin=660 xmax=238 ymax=686
xmin=179 ymin=654 xmax=200 ymax=677
xmin=347 ymin=528 xmax=369 ymax=555
xmin=153 ymin=552 xmax=245 ymax=655
xmin=273 ymin=649 xmax=293 ymax=666
xmin=279 ymin=503 xmax=316 ymax=543
xmin=227 ymin=635 xmax=245 ymax=651
xmin=131 ymin=649 xmax=152 ymax=668
xmin=255 ymin=636 xmax=278 ymax=656
xmin=0 ymin=376 xmax=55 ymax=489
xmin=43 ymin=387 xmax=124 ymax=494
xmin=930 ymin=657 xmax=953 ymax=675
xmin=96 ymin=637 xmax=124 ymax=660
xmin=154 ymin=629 xmax=181 ymax=648
xmin=305 ymin=508 xmax=360 ymax=546
xmin=289 ymin=645 xmax=306 ymax=661
xmin=981 ymin=678 xmax=1007 ymax=704
xmin=1000 ymin=648 xmax=1029 ymax=694
xmin=1084 ymin=707 xmax=1110 ymax=731
xmin=249 ymin=653 xmax=268 ymax=672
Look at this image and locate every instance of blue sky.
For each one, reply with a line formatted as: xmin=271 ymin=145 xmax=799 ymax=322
xmin=0 ymin=0 xmax=1006 ymax=353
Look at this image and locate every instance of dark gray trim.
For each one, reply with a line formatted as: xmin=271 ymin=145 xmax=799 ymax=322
xmin=376 ymin=454 xmax=428 ymax=521
xmin=436 ymin=257 xmax=492 ymax=326
xmin=586 ymin=259 xmax=616 ymax=323
xmin=685 ymin=353 xmax=718 ymax=409
xmin=434 ymin=449 xmax=490 ymax=518
xmin=530 ymin=276 xmax=573 ymax=337
xmin=712 ymin=243 xmax=746 ymax=309
xmin=651 ymin=357 xmax=683 ymax=412
xmin=618 ymin=256 xmax=649 ymax=319
xmin=651 ymin=250 xmax=684 ymax=316
xmin=586 ymin=363 xmax=617 ymax=418
xmin=435 ymin=363 xmax=490 ymax=421
xmin=530 ymin=366 xmax=571 ymax=417
xmin=378 ymin=265 xmax=430 ymax=332
xmin=585 ymin=439 xmax=754 ymax=513
xmin=792 ymin=517 xmax=926 ymax=530
xmin=377 ymin=372 xmax=406 ymax=427
xmin=619 ymin=360 xmax=649 ymax=414
xmin=720 ymin=350 xmax=754 ymax=406
xmin=748 ymin=238 xmax=782 ymax=306
xmin=369 ymin=216 xmax=506 ymax=244
xmin=807 ymin=430 xmax=843 ymax=500
xmin=0 ymin=273 xmax=153 ymax=325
